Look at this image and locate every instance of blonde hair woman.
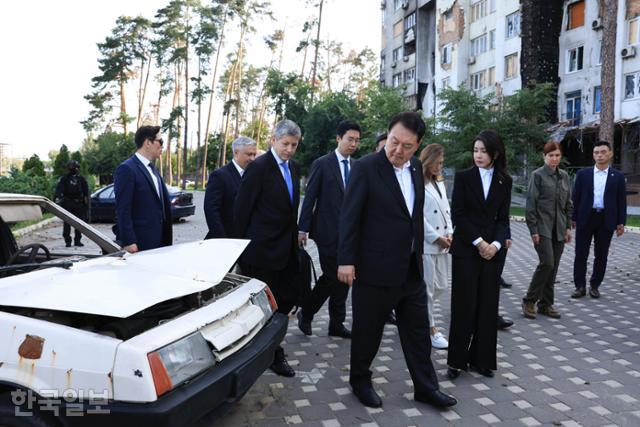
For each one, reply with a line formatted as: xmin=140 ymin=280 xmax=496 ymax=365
xmin=419 ymin=144 xmax=452 ymax=350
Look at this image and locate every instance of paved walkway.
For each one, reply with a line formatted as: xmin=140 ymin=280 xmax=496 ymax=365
xmin=208 ymin=221 xmax=640 ymax=427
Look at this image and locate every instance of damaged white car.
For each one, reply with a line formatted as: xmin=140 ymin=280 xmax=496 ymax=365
xmin=0 ymin=193 xmax=287 ymax=427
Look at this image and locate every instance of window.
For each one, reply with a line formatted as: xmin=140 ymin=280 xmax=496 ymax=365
xmin=490 ymin=0 xmax=496 ymax=13
xmin=629 ymin=17 xmax=639 ymax=45
xmin=625 ymin=71 xmax=640 ymax=99
xmin=99 ymin=187 xmax=115 ymax=199
xmin=442 ymin=9 xmax=455 ymax=32
xmin=442 ymin=43 xmax=452 ymax=64
xmin=393 ymin=0 xmax=402 ymax=11
xmin=489 ymin=29 xmax=496 ymax=50
xmin=471 ymin=70 xmax=486 ymax=91
xmin=596 ymin=41 xmax=602 ymax=65
xmin=505 ymin=53 xmax=518 ymax=79
xmin=565 ymin=91 xmax=582 ymax=125
xmin=567 ymin=0 xmax=585 ymax=30
xmin=593 ymin=86 xmax=602 ymax=113
xmin=393 ymin=20 xmax=403 ymax=37
xmin=392 ymin=73 xmax=402 ymax=87
xmin=488 ymin=67 xmax=495 ymax=85
xmin=404 ymin=12 xmax=416 ymax=30
xmin=442 ymin=77 xmax=450 ymax=89
xmin=380 ymin=55 xmax=386 ymax=74
xmin=404 ymin=68 xmax=416 ymax=82
xmin=506 ymin=12 xmax=520 ymax=39
xmin=471 ymin=0 xmax=488 ymax=23
xmin=567 ymin=46 xmax=584 ymax=72
xmin=471 ymin=33 xmax=488 ymax=56
xmin=392 ymin=47 xmax=401 ymax=61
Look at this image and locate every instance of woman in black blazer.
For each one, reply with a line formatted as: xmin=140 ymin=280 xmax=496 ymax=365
xmin=447 ymin=129 xmax=512 ymax=379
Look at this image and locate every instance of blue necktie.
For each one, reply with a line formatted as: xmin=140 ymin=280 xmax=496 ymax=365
xmin=342 ymin=159 xmax=350 ymax=186
xmin=280 ymin=162 xmax=294 ymax=203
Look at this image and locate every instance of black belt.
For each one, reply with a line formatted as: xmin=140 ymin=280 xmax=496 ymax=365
xmin=592 ymin=208 xmax=604 ymax=213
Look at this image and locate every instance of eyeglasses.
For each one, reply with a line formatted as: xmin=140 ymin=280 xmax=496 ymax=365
xmin=151 ymin=138 xmax=164 ymax=146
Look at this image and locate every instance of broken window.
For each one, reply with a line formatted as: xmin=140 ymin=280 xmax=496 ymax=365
xmin=594 ymin=86 xmax=602 ymax=113
xmin=568 ymin=1 xmax=585 ymax=30
xmin=442 ymin=9 xmax=455 ymax=33
xmin=442 ymin=43 xmax=452 ymax=65
xmin=506 ymin=12 xmax=520 ymax=39
xmin=625 ymin=72 xmax=640 ymax=99
xmin=629 ymin=17 xmax=639 ymax=45
xmin=442 ymin=77 xmax=450 ymax=89
xmin=565 ymin=91 xmax=582 ymax=125
xmin=567 ymin=46 xmax=584 ymax=73
xmin=504 ymin=53 xmax=519 ymax=79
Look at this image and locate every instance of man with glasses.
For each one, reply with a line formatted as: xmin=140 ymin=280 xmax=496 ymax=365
xmin=114 ymin=125 xmax=172 ymax=252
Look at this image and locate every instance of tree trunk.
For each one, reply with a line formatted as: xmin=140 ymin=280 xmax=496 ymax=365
xmin=599 ymin=0 xmax=617 ymax=151
xmin=299 ymin=33 xmax=311 ymax=79
xmin=202 ymin=15 xmax=227 ymax=184
xmin=310 ymin=0 xmax=324 ymax=103
xmin=119 ymin=77 xmax=128 ymax=135
xmin=182 ymin=8 xmax=190 ymax=190
xmin=234 ymin=24 xmax=247 ymax=139
xmin=221 ymin=56 xmax=240 ymax=167
xmin=137 ymin=53 xmax=153 ymax=129
xmin=195 ymin=57 xmax=202 ymax=190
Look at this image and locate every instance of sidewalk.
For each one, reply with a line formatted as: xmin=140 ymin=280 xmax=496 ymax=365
xmin=207 ymin=221 xmax=640 ymax=427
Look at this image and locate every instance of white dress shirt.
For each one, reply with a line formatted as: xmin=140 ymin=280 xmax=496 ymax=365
xmin=472 ymin=166 xmax=502 ymax=251
xmin=393 ymin=161 xmax=414 ymax=215
xmin=334 ymin=149 xmax=351 ymax=186
xmin=593 ymin=166 xmax=609 ymax=209
xmin=135 ymin=152 xmax=160 ymax=197
xmin=232 ymin=159 xmax=245 ymax=177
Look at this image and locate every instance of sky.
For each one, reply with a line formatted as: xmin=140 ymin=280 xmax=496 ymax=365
xmin=0 ymin=0 xmax=380 ymax=160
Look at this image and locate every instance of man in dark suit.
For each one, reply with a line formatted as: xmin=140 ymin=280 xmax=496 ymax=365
xmin=297 ymin=120 xmax=361 ymax=339
xmin=233 ymin=119 xmax=302 ymax=377
xmin=571 ymin=140 xmax=626 ymax=299
xmin=204 ymin=136 xmax=257 ymax=239
xmin=337 ymin=112 xmax=456 ymax=409
xmin=114 ymin=125 xmax=172 ymax=253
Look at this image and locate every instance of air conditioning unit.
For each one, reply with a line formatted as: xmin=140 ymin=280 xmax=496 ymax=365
xmin=621 ymin=46 xmax=637 ymax=59
xmin=591 ymin=19 xmax=603 ymax=30
xmin=403 ymin=55 xmax=410 ymax=62
xmin=468 ymin=56 xmax=476 ymax=65
xmin=401 ymin=0 xmax=409 ymax=9
xmin=391 ymin=61 xmax=398 ymax=68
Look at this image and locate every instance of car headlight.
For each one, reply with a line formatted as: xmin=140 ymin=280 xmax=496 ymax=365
xmin=252 ymin=286 xmax=278 ymax=318
xmin=147 ymin=333 xmax=215 ymax=396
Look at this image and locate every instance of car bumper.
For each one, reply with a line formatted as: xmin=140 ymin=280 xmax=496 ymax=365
xmin=61 ymin=313 xmax=287 ymax=427
xmin=171 ymin=204 xmax=195 ymax=219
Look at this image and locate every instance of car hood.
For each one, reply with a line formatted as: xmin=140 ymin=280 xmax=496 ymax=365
xmin=0 ymin=239 xmax=249 ymax=318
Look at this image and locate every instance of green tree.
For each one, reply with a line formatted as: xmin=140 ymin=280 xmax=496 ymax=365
xmin=22 ymin=154 xmax=46 ymax=177
xmin=82 ymin=132 xmax=136 ymax=185
xmin=0 ymin=168 xmax=55 ymax=198
xmin=358 ymin=82 xmax=407 ymax=152
xmin=53 ymin=145 xmax=71 ymax=178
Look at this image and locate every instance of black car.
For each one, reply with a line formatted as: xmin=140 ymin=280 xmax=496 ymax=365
xmin=90 ymin=184 xmax=196 ymax=222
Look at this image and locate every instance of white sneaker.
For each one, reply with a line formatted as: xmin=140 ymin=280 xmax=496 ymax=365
xmin=431 ymin=332 xmax=449 ymax=349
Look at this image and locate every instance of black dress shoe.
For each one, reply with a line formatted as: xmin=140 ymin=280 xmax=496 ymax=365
xmin=415 ymin=389 xmax=457 ymax=408
xmin=589 ymin=287 xmax=600 ymax=298
xmin=352 ymin=385 xmax=382 ymax=408
xmin=497 ymin=315 xmax=514 ymax=330
xmin=74 ymin=242 xmax=84 ymax=247
xmin=270 ymin=358 xmax=295 ymax=377
xmin=571 ymin=287 xmax=586 ymax=298
xmin=328 ymin=324 xmax=352 ymax=339
xmin=500 ymin=278 xmax=513 ymax=288
xmin=297 ymin=310 xmax=312 ymax=336
xmin=65 ymin=241 xmax=72 ymax=248
xmin=386 ymin=311 xmax=397 ymax=325
xmin=470 ymin=365 xmax=494 ymax=377
xmin=447 ymin=367 xmax=461 ymax=379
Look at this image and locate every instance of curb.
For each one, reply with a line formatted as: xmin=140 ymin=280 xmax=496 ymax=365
xmin=12 ymin=217 xmax=61 ymax=238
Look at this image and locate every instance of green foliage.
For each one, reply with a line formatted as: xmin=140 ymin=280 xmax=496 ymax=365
xmin=82 ymin=132 xmax=136 ymax=184
xmin=53 ymin=145 xmax=71 ymax=178
xmin=22 ymin=154 xmax=46 ymax=177
xmin=264 ymin=70 xmax=312 ymax=125
xmin=0 ymin=168 xmax=56 ymax=199
xmin=358 ymin=82 xmax=408 ymax=152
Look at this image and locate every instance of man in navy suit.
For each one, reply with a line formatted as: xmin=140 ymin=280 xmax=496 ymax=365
xmin=297 ymin=120 xmax=361 ymax=339
xmin=233 ymin=119 xmax=302 ymax=378
xmin=571 ymin=140 xmax=627 ymax=299
xmin=204 ymin=136 xmax=257 ymax=239
xmin=337 ymin=112 xmax=456 ymax=409
xmin=114 ymin=125 xmax=172 ymax=253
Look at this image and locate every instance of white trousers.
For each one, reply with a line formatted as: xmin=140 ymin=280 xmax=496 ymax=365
xmin=423 ymin=253 xmax=451 ymax=328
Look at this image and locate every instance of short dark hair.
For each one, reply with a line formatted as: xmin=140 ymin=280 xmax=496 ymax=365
xmin=135 ymin=125 xmax=161 ymax=149
xmin=336 ymin=120 xmax=361 ymax=138
xmin=388 ymin=112 xmax=426 ymax=141
xmin=375 ymin=132 xmax=388 ymax=144
xmin=594 ymin=140 xmax=612 ymax=150
xmin=474 ymin=129 xmax=509 ymax=177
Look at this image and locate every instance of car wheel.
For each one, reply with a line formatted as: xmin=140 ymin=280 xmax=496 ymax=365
xmin=0 ymin=392 xmax=57 ymax=427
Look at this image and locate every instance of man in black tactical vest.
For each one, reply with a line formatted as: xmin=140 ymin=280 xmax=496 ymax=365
xmin=54 ymin=160 xmax=89 ymax=247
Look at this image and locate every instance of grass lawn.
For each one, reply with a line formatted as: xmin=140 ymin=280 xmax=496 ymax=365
xmin=9 ymin=213 xmax=54 ymax=232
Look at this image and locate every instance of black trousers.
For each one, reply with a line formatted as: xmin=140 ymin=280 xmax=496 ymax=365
xmin=448 ymin=250 xmax=505 ymax=371
xmin=350 ymin=257 xmax=439 ymax=395
xmin=62 ymin=201 xmax=87 ymax=244
xmin=301 ymin=254 xmax=349 ymax=327
xmin=62 ymin=223 xmax=82 ymax=244
xmin=238 ymin=260 xmax=296 ymax=362
xmin=573 ymin=210 xmax=614 ymax=289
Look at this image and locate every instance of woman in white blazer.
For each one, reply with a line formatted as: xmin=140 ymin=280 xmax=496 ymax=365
xmin=419 ymin=144 xmax=453 ymax=349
